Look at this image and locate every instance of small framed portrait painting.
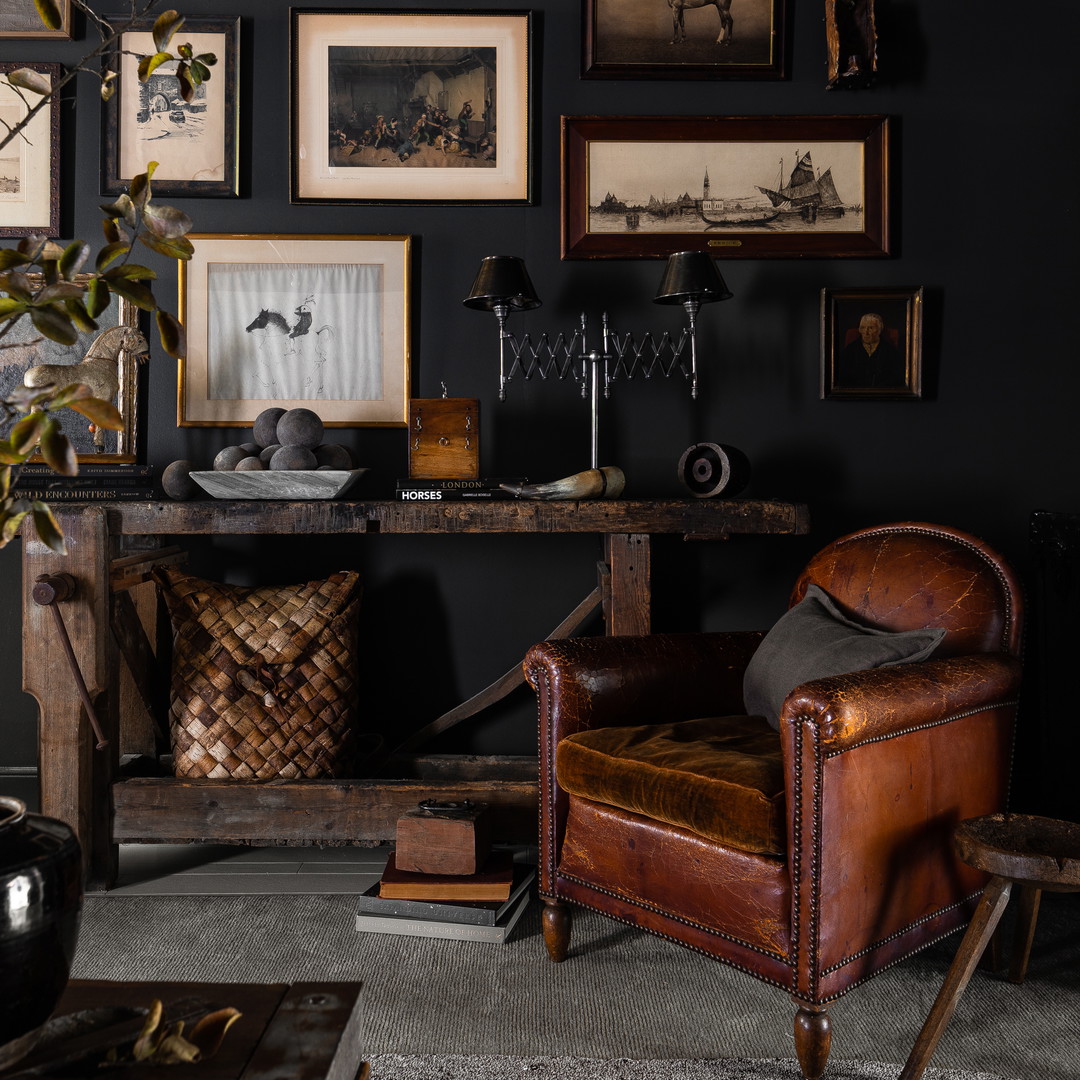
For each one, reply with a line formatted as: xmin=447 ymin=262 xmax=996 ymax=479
xmin=821 ymin=286 xmax=923 ymax=400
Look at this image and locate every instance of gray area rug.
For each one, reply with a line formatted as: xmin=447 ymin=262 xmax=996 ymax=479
xmin=72 ymin=892 xmax=1080 ymax=1080
xmin=366 ymin=1054 xmax=1008 ymax=1080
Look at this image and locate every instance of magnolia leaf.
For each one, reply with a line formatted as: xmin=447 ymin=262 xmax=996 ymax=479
xmin=35 ymin=281 xmax=85 ymax=303
xmin=142 ymin=202 xmax=193 ymax=240
xmin=1 ymin=271 xmax=35 ymax=303
xmin=5 ymin=384 xmax=54 ymax=411
xmin=0 ymin=296 xmax=28 ymax=319
xmin=39 ymin=418 xmax=78 ymax=476
xmin=139 ymin=232 xmax=194 ymax=261
xmin=48 ymin=383 xmax=92 ymax=409
xmin=59 ymin=242 xmax=90 ymax=279
xmin=102 ymin=277 xmax=157 ymax=311
xmin=0 ymin=465 xmax=9 ymax=501
xmin=29 ymin=304 xmax=78 ymax=344
xmin=1 ymin=504 xmax=31 ymax=547
xmin=95 ymin=240 xmax=131 ymax=272
xmin=174 ymin=65 xmax=194 ymax=104
xmin=101 ymin=193 xmax=137 ymax=228
xmin=128 ymin=164 xmax=158 ymax=211
xmin=34 ymin=0 xmax=63 ymax=30
xmin=152 ymin=10 xmax=185 ymax=52
xmin=137 ymin=52 xmax=174 ymax=83
xmin=69 ymin=396 xmax=123 ymax=431
xmin=0 ymin=249 xmax=31 ymax=271
xmin=155 ymin=308 xmax=186 ymax=358
xmin=10 ymin=412 xmax=46 ymax=455
xmin=85 ymin=278 xmax=110 ymax=318
xmin=7 ymin=68 xmax=52 ymax=96
xmin=31 ymin=500 xmax=66 ymax=554
xmin=63 ymin=297 xmax=98 ymax=334
xmin=188 ymin=59 xmax=212 ymax=85
xmin=100 ymin=70 xmax=118 ymax=102
xmin=104 ymin=262 xmax=157 ymax=282
xmin=18 ymin=236 xmax=64 ymax=262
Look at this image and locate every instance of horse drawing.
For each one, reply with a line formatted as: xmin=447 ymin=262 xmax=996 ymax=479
xmin=244 ymin=301 xmax=336 ymax=398
xmin=668 ymin=0 xmax=733 ymax=45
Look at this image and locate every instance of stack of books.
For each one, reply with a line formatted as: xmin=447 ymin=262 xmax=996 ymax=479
xmin=355 ymin=850 xmax=534 ymax=943
xmin=394 ymin=477 xmax=527 ymax=502
xmin=14 ymin=463 xmax=156 ymax=501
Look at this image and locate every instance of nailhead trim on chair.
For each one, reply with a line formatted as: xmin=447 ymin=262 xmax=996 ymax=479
xmin=824 ymin=700 xmax=1020 ymax=758
xmin=553 ymin=886 xmax=797 ymax=992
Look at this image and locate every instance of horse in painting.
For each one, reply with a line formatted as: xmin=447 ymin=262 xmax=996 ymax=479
xmin=668 ymin=0 xmax=733 ymax=45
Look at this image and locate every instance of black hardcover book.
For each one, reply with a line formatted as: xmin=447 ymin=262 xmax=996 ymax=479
xmin=16 ymin=463 xmax=154 ymax=480
xmin=356 ymin=864 xmax=535 ymax=926
xmin=14 ymin=487 xmax=156 ymax=502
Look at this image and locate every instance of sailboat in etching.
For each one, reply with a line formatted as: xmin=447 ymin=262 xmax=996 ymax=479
xmin=756 ymin=151 xmax=847 ymax=223
xmin=698 ymin=167 xmax=778 ymax=227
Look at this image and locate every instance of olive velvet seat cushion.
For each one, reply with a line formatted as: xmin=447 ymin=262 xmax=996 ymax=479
xmin=556 ymin=715 xmax=786 ymax=856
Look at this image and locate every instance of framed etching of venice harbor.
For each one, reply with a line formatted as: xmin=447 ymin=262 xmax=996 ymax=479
xmin=562 ymin=115 xmax=890 ymax=259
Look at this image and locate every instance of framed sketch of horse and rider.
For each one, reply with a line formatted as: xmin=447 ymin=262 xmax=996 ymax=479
xmin=583 ymin=0 xmax=788 ymax=80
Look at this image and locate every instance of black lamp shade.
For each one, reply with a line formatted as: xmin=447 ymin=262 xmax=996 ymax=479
xmin=653 ymin=251 xmax=733 ymax=306
xmin=463 ymin=255 xmax=542 ymax=312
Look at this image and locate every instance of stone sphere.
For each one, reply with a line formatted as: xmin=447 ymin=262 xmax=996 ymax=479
xmin=313 ymin=443 xmax=353 ymax=470
xmin=275 ymin=408 xmax=324 ymax=450
xmin=235 ymin=455 xmax=265 ymax=471
xmin=258 ymin=443 xmax=281 ymax=464
xmin=162 ymin=459 xmax=198 ymax=500
xmin=239 ymin=442 xmax=260 ymax=455
xmin=269 ymin=444 xmax=318 ymax=470
xmin=213 ymin=445 xmax=250 ymax=471
xmin=253 ymin=407 xmax=287 ymax=449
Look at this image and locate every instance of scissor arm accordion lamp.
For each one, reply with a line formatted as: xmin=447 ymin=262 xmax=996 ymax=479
xmin=462 ymin=252 xmax=732 ymax=468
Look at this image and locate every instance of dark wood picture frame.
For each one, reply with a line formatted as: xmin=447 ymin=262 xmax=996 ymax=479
xmin=0 ymin=61 xmax=60 ymax=237
xmin=101 ymin=16 xmax=240 ymax=197
xmin=561 ymin=114 xmax=890 ymax=260
xmin=290 ymin=8 xmax=534 ymax=206
xmin=583 ymin=0 xmax=788 ymax=81
xmin=0 ymin=0 xmax=71 ymax=38
xmin=820 ymin=286 xmax=923 ymax=400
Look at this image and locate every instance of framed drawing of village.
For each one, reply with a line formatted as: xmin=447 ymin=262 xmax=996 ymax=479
xmin=561 ymin=115 xmax=890 ymax=259
xmin=290 ymin=9 xmax=533 ymax=205
xmin=177 ymin=234 xmax=412 ymax=428
xmin=0 ymin=0 xmax=71 ymax=38
xmin=582 ymin=0 xmax=787 ymax=80
xmin=0 ymin=61 xmax=60 ymax=237
xmin=101 ymin=16 xmax=240 ymax=197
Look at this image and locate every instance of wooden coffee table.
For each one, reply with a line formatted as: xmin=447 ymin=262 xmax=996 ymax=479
xmin=2 ymin=980 xmax=364 ymax=1079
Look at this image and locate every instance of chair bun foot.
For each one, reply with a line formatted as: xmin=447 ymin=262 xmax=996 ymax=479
xmin=793 ymin=1004 xmax=832 ymax=1080
xmin=542 ymin=898 xmax=571 ymax=962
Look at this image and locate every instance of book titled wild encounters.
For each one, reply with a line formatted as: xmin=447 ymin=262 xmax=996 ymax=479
xmin=358 ymin=863 xmax=536 ymax=927
xmin=14 ymin=464 xmax=155 ymax=501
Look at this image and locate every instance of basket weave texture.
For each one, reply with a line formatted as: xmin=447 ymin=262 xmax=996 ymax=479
xmin=153 ymin=567 xmax=362 ymax=780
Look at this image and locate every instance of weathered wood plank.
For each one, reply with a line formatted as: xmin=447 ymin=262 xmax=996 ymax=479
xmin=605 ymin=533 xmax=651 ymax=635
xmin=112 ymin=775 xmax=538 ymax=844
xmin=105 ymin=499 xmax=809 ymax=538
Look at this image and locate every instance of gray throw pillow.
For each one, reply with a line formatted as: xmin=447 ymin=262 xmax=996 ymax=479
xmin=743 ymin=584 xmax=946 ymax=731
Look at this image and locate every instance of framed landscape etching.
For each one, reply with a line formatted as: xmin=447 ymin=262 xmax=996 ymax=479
xmin=0 ymin=61 xmax=60 ymax=237
xmin=178 ymin=234 xmax=412 ymax=428
xmin=101 ymin=16 xmax=240 ymax=197
xmin=562 ymin=114 xmax=890 ymax=259
xmin=820 ymin=286 xmax=923 ymax=401
xmin=290 ymin=9 xmax=533 ymax=205
xmin=583 ymin=0 xmax=787 ymax=80
xmin=0 ymin=0 xmax=71 ymax=38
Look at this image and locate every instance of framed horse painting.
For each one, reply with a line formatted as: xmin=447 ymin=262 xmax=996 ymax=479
xmin=582 ymin=0 xmax=788 ymax=79
xmin=177 ymin=234 xmax=412 ymax=427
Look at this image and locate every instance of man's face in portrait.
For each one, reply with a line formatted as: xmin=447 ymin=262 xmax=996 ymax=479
xmin=858 ymin=314 xmax=883 ymax=348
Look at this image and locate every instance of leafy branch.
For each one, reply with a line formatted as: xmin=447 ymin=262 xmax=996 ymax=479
xmin=0 ymin=3 xmax=213 ymax=554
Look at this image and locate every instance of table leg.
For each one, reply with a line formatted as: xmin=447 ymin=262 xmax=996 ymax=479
xmin=899 ymin=875 xmax=1013 ymax=1080
xmin=604 ymin=533 xmax=650 ymax=636
xmin=1008 ymin=883 xmax=1042 ymax=985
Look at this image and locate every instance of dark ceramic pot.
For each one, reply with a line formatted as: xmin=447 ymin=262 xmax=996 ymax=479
xmin=0 ymin=796 xmax=82 ymax=1069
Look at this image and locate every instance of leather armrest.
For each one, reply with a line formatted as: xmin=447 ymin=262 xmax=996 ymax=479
xmin=525 ymin=631 xmax=764 ymax=745
xmin=780 ymin=652 xmax=1023 ymax=751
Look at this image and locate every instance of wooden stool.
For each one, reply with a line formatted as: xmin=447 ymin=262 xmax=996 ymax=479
xmin=901 ymin=812 xmax=1080 ymax=1080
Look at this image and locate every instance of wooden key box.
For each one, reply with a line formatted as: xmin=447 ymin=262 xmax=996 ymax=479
xmin=408 ymin=398 xmax=480 ymax=479
xmin=395 ymin=800 xmax=492 ymax=876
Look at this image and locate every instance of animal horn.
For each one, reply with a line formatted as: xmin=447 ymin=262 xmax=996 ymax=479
xmin=500 ymin=466 xmax=625 ymax=500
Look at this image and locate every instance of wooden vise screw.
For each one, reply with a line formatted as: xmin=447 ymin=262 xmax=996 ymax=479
xmin=32 ymin=573 xmax=109 ymax=750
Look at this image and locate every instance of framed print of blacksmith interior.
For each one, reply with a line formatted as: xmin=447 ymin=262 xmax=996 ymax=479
xmin=0 ymin=61 xmax=60 ymax=237
xmin=101 ymin=16 xmax=240 ymax=197
xmin=0 ymin=0 xmax=71 ymax=38
xmin=177 ymin=234 xmax=412 ymax=427
xmin=582 ymin=0 xmax=787 ymax=80
xmin=290 ymin=9 xmax=533 ymax=205
xmin=820 ymin=286 xmax=923 ymax=401
xmin=562 ymin=114 xmax=890 ymax=259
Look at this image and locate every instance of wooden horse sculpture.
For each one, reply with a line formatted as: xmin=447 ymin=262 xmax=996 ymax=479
xmin=23 ymin=324 xmax=148 ymax=448
xmin=669 ymin=0 xmax=733 ymax=45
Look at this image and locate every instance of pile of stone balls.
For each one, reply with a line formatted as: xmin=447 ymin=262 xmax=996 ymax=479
xmin=162 ymin=407 xmax=355 ymax=499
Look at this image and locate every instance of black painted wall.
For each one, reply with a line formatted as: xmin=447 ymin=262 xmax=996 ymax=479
xmin=2 ymin=1 xmax=1076 ymax=808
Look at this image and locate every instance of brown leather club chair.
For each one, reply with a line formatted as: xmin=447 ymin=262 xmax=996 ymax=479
xmin=524 ymin=522 xmax=1023 ymax=1080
